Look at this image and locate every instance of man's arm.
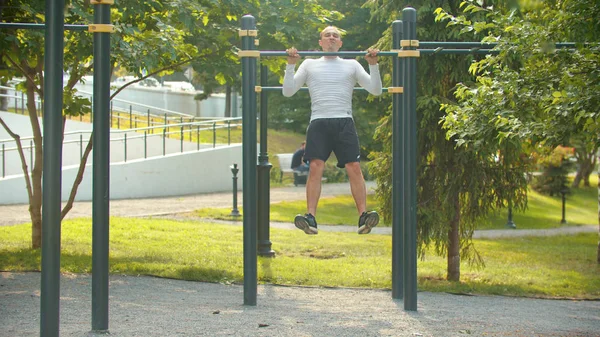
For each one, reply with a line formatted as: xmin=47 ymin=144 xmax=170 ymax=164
xmin=282 ymin=47 xmax=307 ymax=97
xmin=356 ymin=48 xmax=382 ymax=96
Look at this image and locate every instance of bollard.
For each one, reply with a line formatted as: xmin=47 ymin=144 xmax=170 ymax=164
xmin=505 ymin=199 xmax=516 ymax=229
xmin=230 ymin=164 xmax=241 ymax=217
xmin=560 ymin=188 xmax=568 ymax=224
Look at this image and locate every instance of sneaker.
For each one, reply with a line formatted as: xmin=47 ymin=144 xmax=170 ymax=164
xmin=358 ymin=211 xmax=379 ymax=234
xmin=294 ymin=213 xmax=318 ymax=235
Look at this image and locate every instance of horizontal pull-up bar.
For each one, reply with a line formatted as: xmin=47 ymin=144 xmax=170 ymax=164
xmin=256 ymin=86 xmax=401 ymax=93
xmin=258 ymin=51 xmax=420 ymax=57
xmin=0 ymin=23 xmax=89 ymax=31
xmin=419 ymin=41 xmax=578 ymax=49
xmin=252 ymin=42 xmax=579 ymax=58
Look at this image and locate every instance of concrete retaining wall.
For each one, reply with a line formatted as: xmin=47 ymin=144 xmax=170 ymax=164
xmin=0 ymin=144 xmax=244 ymax=205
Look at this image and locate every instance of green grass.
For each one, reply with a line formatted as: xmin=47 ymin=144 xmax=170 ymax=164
xmin=1 ymin=217 xmax=598 ymax=299
xmin=193 ymin=175 xmax=598 ymax=229
xmin=483 ymin=175 xmax=598 ymax=229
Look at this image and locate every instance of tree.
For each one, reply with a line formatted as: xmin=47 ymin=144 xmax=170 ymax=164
xmin=364 ymin=0 xmax=531 ymax=281
xmin=0 ymin=0 xmax=351 ymax=249
xmin=435 ymin=0 xmax=599 ymax=262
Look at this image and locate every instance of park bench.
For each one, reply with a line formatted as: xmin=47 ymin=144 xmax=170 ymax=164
xmin=274 ymin=153 xmax=308 ymax=186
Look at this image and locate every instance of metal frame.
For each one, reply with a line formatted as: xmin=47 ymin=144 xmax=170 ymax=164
xmin=0 ymin=1 xmax=114 ymax=335
xmin=239 ymin=8 xmax=421 ymax=310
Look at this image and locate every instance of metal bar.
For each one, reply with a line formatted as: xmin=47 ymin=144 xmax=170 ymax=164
xmin=163 ymin=129 xmax=166 ymax=155
xmin=196 ymin=126 xmax=200 ymax=150
xmin=91 ymin=2 xmax=112 ymax=331
xmin=260 ymin=50 xmax=401 ymax=57
xmin=213 ymin=122 xmax=216 ymax=148
xmin=258 ymin=86 xmax=396 ymax=92
xmin=0 ymin=23 xmax=88 ymax=30
xmin=180 ymin=126 xmax=184 ymax=152
xmin=403 ymin=7 xmax=418 ymax=311
xmin=391 ymin=19 xmax=404 ymax=300
xmin=257 ymin=65 xmax=274 ymax=257
xmin=40 ymin=1 xmax=65 ymax=335
xmin=420 ymin=49 xmax=497 ymax=55
xmin=241 ymin=14 xmax=258 ymax=306
xmin=228 ymin=120 xmax=231 ymax=145
xmin=144 ymin=131 xmax=147 ymax=158
xmin=419 ymin=41 xmax=496 ymax=48
xmin=124 ymin=134 xmax=127 ymax=162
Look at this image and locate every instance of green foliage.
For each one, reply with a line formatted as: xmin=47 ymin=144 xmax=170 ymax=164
xmin=438 ymin=0 xmax=600 ymax=154
xmin=365 ymin=0 xmax=531 ymax=271
xmin=531 ymin=146 xmax=576 ymax=196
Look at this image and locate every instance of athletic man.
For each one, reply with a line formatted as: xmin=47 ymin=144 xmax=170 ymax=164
xmin=283 ymin=26 xmax=382 ymax=235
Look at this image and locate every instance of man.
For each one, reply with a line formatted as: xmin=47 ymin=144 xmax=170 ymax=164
xmin=283 ymin=26 xmax=382 ymax=235
xmin=291 ymin=141 xmax=309 ymax=173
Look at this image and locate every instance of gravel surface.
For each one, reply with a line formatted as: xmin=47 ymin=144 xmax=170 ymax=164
xmin=1 ymin=272 xmax=599 ymax=337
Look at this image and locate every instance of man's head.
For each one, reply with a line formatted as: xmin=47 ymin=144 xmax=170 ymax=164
xmin=319 ymin=26 xmax=342 ymax=52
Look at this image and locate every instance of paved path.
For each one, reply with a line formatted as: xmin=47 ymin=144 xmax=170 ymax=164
xmin=1 ymin=272 xmax=599 ymax=337
xmin=1 ymin=181 xmax=596 ymax=239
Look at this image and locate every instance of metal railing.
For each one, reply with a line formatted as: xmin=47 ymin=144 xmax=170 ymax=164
xmin=0 ymin=85 xmax=242 ymax=178
xmin=0 ymin=117 xmax=242 ymax=178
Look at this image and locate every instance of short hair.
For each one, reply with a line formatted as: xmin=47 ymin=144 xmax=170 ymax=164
xmin=320 ymin=26 xmax=342 ymax=39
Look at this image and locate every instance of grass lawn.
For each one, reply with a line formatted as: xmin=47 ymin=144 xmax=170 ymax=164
xmin=193 ymin=174 xmax=598 ymax=230
xmin=0 ymin=217 xmax=598 ymax=299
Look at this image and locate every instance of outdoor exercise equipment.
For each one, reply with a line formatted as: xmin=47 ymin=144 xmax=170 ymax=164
xmin=239 ymin=7 xmax=444 ymax=311
xmin=239 ymin=6 xmax=577 ymax=310
xmin=0 ymin=0 xmax=114 ymax=335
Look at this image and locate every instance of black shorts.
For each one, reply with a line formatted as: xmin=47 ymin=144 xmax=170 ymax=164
xmin=304 ymin=118 xmax=360 ymax=168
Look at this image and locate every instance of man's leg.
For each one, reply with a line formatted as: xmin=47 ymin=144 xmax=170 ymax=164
xmin=306 ymin=159 xmax=325 ymax=216
xmin=345 ymin=161 xmax=367 ymax=215
xmin=346 ymin=161 xmax=379 ymax=234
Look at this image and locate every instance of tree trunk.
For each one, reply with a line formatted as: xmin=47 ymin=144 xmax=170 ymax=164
xmin=25 ymin=79 xmax=43 ymax=249
xmin=447 ymin=192 xmax=461 ymax=281
xmin=572 ymin=147 xmax=596 ymax=188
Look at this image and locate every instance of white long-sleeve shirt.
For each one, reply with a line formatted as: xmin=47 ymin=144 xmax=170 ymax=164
xmin=282 ymin=57 xmax=382 ymax=121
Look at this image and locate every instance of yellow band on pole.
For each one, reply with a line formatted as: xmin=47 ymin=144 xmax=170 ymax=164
xmin=397 ymin=50 xmax=420 ymax=58
xmin=88 ymin=24 xmax=115 ymax=33
xmin=239 ymin=30 xmax=258 ymax=37
xmin=255 ymin=86 xmax=262 ymax=92
xmin=400 ymin=40 xmax=419 ymax=47
xmin=387 ymin=87 xmax=404 ymax=94
xmin=238 ymin=50 xmax=260 ymax=58
xmin=254 ymin=40 xmax=259 ymax=46
xmin=90 ymin=0 xmax=114 ymax=4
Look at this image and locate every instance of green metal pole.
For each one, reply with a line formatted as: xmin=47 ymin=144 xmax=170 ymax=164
xmin=402 ymin=7 xmax=418 ymax=311
xmin=257 ymin=65 xmax=275 ymax=257
xmin=391 ymin=20 xmax=404 ymax=300
xmin=91 ymin=2 xmax=112 ymax=331
xmin=241 ymin=14 xmax=258 ymax=306
xmin=40 ymin=1 xmax=64 ymax=336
